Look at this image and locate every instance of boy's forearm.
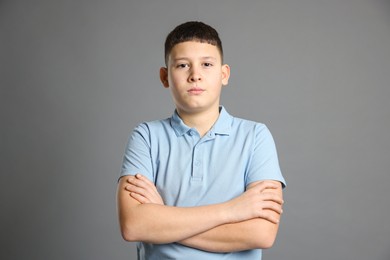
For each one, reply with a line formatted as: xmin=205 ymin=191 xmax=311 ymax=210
xmin=122 ymin=203 xmax=230 ymax=244
xmin=179 ymin=214 xmax=280 ymax=252
xmin=179 ymin=183 xmax=283 ymax=252
xmin=118 ymin=178 xmax=230 ymax=244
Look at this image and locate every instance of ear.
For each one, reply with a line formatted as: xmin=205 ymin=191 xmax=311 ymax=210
xmin=160 ymin=67 xmax=169 ymax=88
xmin=221 ymin=64 xmax=230 ymax=86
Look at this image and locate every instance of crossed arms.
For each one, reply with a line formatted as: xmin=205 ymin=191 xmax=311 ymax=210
xmin=117 ymin=174 xmax=284 ymax=252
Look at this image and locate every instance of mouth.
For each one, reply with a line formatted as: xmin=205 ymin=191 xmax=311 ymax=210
xmin=188 ymin=87 xmax=205 ymax=95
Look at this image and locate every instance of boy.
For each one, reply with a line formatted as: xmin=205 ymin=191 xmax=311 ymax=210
xmin=117 ymin=21 xmax=286 ymax=259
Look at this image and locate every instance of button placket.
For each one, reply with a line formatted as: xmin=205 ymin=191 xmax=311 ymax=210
xmin=192 ymin=143 xmax=203 ymax=181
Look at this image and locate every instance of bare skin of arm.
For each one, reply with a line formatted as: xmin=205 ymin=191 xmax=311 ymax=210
xmin=179 ymin=181 xmax=283 ymax=252
xmin=120 ymin=174 xmax=284 ymax=251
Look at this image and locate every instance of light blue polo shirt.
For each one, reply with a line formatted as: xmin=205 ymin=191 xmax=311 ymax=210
xmin=120 ymin=106 xmax=286 ymax=260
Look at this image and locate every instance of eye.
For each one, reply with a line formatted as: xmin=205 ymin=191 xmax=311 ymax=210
xmin=203 ymin=62 xmax=213 ymax=67
xmin=176 ymin=63 xmax=189 ymax=68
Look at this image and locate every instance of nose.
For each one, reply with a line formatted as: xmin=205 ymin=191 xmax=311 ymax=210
xmin=188 ymin=67 xmax=202 ymax=82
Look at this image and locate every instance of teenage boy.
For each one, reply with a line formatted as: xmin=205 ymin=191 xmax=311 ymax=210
xmin=117 ymin=21 xmax=286 ymax=259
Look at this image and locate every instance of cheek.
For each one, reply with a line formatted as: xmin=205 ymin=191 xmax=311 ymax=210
xmin=169 ymin=73 xmax=185 ymax=85
xmin=210 ymin=74 xmax=224 ymax=86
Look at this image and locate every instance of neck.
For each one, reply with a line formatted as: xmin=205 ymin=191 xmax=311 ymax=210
xmin=177 ymin=107 xmax=220 ymax=137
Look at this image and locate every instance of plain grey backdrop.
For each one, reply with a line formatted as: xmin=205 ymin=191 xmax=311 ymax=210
xmin=1 ymin=0 xmax=390 ymax=259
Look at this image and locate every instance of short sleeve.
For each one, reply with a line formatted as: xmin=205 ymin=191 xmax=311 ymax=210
xmin=120 ymin=123 xmax=154 ymax=181
xmin=246 ymin=124 xmax=286 ymax=188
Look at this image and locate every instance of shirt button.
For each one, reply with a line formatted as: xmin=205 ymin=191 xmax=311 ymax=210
xmin=195 ymin=160 xmax=201 ymax=166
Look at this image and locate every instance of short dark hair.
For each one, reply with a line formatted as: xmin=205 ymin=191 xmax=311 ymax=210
xmin=164 ymin=21 xmax=223 ymax=66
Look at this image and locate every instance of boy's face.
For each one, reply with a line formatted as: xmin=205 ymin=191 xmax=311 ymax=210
xmin=160 ymin=41 xmax=230 ymax=116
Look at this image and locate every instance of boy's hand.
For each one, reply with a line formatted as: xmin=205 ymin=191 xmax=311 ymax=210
xmin=124 ymin=174 xmax=164 ymax=205
xmin=224 ymin=181 xmax=283 ymax=224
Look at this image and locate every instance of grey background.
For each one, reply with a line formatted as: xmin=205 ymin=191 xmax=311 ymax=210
xmin=1 ymin=0 xmax=390 ymax=259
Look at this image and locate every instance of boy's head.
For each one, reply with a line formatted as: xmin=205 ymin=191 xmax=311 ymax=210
xmin=160 ymin=21 xmax=230 ymax=117
xmin=164 ymin=21 xmax=223 ymax=66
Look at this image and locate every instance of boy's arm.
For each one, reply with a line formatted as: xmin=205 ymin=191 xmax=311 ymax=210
xmin=180 ymin=218 xmax=279 ymax=252
xmin=179 ymin=181 xmax=283 ymax=252
xmin=122 ymin=175 xmax=283 ymax=251
xmin=117 ymin=176 xmax=227 ymax=244
xmin=117 ymin=175 xmax=283 ymax=245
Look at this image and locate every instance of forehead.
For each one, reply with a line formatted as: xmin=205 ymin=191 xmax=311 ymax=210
xmin=169 ymin=41 xmax=221 ymax=62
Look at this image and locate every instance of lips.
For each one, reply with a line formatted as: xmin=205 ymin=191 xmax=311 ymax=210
xmin=188 ymin=87 xmax=205 ymax=95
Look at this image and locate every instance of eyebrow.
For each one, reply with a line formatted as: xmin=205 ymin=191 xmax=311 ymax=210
xmin=173 ymin=56 xmax=217 ymax=62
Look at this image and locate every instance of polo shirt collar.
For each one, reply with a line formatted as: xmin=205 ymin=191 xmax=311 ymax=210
xmin=170 ymin=106 xmax=232 ymax=137
xmin=171 ymin=111 xmax=190 ymax=136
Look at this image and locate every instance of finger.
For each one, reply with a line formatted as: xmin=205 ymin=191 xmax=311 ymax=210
xmin=135 ymin=173 xmax=145 ymax=179
xmin=128 ymin=176 xmax=150 ymax=190
xmin=125 ymin=184 xmax=142 ymax=193
xmin=261 ymin=201 xmax=283 ymax=215
xmin=125 ymin=184 xmax=152 ymax=199
xmin=136 ymin=174 xmax=158 ymax=192
xmin=126 ymin=181 xmax=161 ymax=204
xmin=129 ymin=188 xmax=163 ymax=205
xmin=255 ymin=182 xmax=280 ymax=193
xmin=128 ymin=174 xmax=164 ymax=204
xmin=258 ymin=210 xmax=281 ymax=224
xmin=126 ymin=175 xmax=136 ymax=184
xmin=130 ymin=192 xmax=150 ymax=204
xmin=261 ymin=192 xmax=284 ymax=205
xmin=130 ymin=174 xmax=153 ymax=190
